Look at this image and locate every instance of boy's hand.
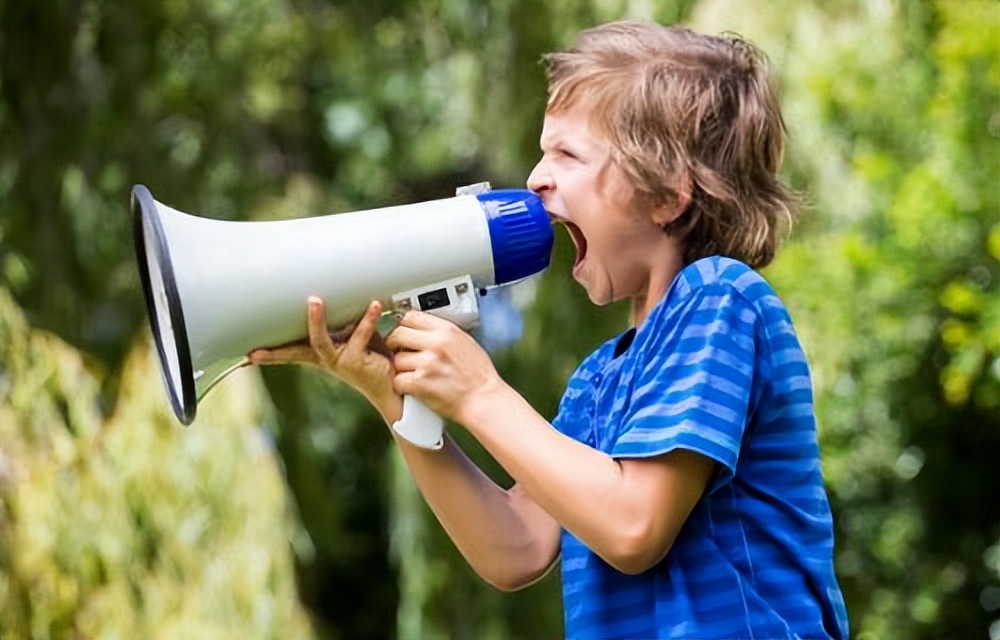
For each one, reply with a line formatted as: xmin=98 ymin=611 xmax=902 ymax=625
xmin=247 ymin=298 xmax=403 ymax=424
xmin=386 ymin=310 xmax=503 ymax=425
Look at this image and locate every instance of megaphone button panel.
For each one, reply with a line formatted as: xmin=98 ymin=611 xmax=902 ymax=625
xmin=417 ymin=288 xmax=451 ymax=312
xmin=390 ymin=276 xmax=479 ymax=330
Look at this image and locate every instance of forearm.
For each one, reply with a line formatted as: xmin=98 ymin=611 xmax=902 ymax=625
xmin=457 ymin=383 xmax=690 ymax=574
xmin=393 ymin=429 xmax=560 ymax=590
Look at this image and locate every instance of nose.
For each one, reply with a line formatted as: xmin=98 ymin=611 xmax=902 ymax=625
xmin=526 ymin=159 xmax=553 ymax=194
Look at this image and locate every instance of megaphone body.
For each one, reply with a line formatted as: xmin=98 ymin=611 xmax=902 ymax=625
xmin=132 ymin=183 xmax=553 ymax=448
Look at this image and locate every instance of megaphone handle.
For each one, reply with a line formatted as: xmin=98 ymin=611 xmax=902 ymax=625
xmin=392 ymin=395 xmax=445 ymax=450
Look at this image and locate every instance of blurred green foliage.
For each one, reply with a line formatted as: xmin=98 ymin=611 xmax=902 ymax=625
xmin=0 ymin=289 xmax=313 ymax=638
xmin=1 ymin=1 xmax=997 ymax=639
xmin=748 ymin=3 xmax=1000 ymax=636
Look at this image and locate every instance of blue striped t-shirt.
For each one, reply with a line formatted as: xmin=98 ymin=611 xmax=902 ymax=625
xmin=552 ymin=256 xmax=849 ymax=639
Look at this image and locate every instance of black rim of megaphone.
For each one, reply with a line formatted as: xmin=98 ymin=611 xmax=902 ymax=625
xmin=131 ymin=185 xmax=197 ymax=425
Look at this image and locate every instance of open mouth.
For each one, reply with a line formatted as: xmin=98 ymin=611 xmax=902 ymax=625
xmin=553 ymin=218 xmax=587 ymax=271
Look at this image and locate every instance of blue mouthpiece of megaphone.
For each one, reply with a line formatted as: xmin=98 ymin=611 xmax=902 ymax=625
xmin=476 ymin=189 xmax=553 ymax=285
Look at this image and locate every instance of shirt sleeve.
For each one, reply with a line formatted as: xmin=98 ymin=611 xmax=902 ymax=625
xmin=611 ymin=283 xmax=758 ymax=491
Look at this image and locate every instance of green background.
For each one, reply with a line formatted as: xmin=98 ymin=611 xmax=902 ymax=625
xmin=1 ymin=1 xmax=997 ymax=638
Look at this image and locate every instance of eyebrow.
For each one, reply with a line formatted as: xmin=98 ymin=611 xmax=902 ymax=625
xmin=539 ymin=128 xmax=604 ymax=155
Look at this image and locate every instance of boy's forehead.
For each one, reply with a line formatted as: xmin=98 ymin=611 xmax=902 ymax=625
xmin=539 ymin=110 xmax=606 ymax=148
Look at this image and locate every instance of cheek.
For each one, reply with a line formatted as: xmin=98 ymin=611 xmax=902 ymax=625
xmin=592 ymin=157 xmax=633 ymax=204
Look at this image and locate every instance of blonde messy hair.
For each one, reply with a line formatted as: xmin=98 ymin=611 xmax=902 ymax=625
xmin=543 ymin=21 xmax=798 ymax=269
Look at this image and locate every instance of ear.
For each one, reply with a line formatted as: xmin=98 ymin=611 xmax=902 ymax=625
xmin=651 ymin=191 xmax=690 ymax=227
xmin=650 ymin=182 xmax=692 ymax=228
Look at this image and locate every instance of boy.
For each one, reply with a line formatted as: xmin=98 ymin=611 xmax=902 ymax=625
xmin=251 ymin=20 xmax=849 ymax=639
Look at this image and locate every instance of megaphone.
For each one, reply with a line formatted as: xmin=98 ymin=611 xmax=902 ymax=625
xmin=131 ymin=182 xmax=553 ymax=449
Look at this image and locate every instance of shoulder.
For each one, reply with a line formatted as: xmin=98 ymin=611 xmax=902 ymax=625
xmin=652 ymin=256 xmax=791 ymax=333
xmin=642 ymin=257 xmax=765 ymax=333
xmin=672 ymin=256 xmax=773 ymax=303
xmin=634 ymin=256 xmax=802 ymax=374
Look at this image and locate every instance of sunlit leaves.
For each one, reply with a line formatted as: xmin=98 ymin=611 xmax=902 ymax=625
xmin=0 ymin=289 xmax=313 ymax=639
xmin=751 ymin=2 xmax=998 ymax=637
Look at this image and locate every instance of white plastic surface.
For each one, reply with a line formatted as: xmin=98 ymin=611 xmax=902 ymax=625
xmin=392 ymin=395 xmax=445 ymax=450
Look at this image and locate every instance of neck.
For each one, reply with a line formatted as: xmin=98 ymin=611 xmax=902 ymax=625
xmin=630 ymin=254 xmax=684 ymax=328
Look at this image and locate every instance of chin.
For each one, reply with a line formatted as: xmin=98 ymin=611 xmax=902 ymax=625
xmin=584 ymin=287 xmax=614 ymax=307
xmin=575 ymin=271 xmax=612 ymax=306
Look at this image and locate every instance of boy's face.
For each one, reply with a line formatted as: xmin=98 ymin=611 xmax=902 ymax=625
xmin=527 ymin=108 xmax=674 ymax=309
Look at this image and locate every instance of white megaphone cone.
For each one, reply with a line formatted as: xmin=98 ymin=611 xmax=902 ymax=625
xmin=131 ymin=182 xmax=553 ymax=449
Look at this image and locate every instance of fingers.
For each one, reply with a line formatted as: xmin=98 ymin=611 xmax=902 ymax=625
xmin=391 ymin=349 xmax=430 ymax=374
xmin=391 ymin=369 xmax=418 ymax=397
xmin=247 ymin=344 xmax=318 ymax=366
xmin=398 ymin=309 xmax=448 ymax=330
xmin=347 ymin=300 xmax=382 ymax=354
xmin=385 ymin=311 xmax=452 ymax=352
xmin=248 ymin=298 xmax=391 ymax=370
xmin=389 ymin=334 xmax=453 ymax=397
xmin=366 ymin=332 xmax=393 ymax=360
xmin=308 ymin=297 xmax=344 ymax=367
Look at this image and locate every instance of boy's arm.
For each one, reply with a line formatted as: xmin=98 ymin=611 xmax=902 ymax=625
xmin=396 ymin=433 xmax=562 ymax=590
xmin=249 ymin=298 xmax=562 ymax=590
xmin=389 ymin=312 xmax=715 ymax=575
xmin=460 ymin=384 xmax=714 ymax=575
